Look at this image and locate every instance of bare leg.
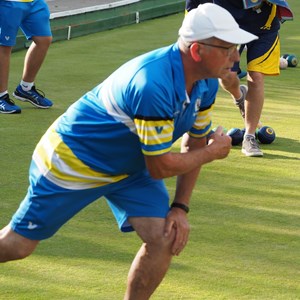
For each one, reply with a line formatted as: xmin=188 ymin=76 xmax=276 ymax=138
xmin=0 ymin=45 xmax=12 ymax=93
xmin=22 ymin=36 xmax=52 ymax=82
xmin=124 ymin=217 xmax=175 ymax=300
xmin=220 ymin=70 xmax=264 ymax=136
xmin=219 ymin=71 xmax=241 ymax=100
xmin=245 ymin=71 xmax=264 ymax=135
xmin=0 ymin=224 xmax=39 ymax=262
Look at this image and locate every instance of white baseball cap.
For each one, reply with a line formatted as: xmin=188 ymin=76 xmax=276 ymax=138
xmin=179 ymin=3 xmax=258 ymax=44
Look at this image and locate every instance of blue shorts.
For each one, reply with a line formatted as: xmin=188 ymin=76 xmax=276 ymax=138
xmin=233 ymin=30 xmax=280 ymax=75
xmin=10 ymin=160 xmax=170 ymax=240
xmin=0 ymin=0 xmax=51 ymax=46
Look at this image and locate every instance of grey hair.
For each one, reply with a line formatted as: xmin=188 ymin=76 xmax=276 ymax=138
xmin=178 ymin=36 xmax=216 ymax=49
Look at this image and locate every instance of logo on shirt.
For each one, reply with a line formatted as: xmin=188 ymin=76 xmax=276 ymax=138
xmin=155 ymin=126 xmax=164 ymax=134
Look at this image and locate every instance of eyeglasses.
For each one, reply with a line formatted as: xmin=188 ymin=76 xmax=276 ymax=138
xmin=193 ymin=42 xmax=238 ymax=57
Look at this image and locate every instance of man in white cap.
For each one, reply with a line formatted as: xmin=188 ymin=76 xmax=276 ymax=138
xmin=186 ymin=0 xmax=293 ymax=157
xmin=0 ymin=3 xmax=257 ymax=299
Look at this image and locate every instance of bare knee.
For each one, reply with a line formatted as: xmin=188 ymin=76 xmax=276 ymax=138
xmin=32 ymin=36 xmax=53 ymax=49
xmin=0 ymin=225 xmax=39 ymax=262
xmin=130 ymin=217 xmax=173 ymax=248
xmin=248 ymin=71 xmax=264 ymax=84
xmin=125 ymin=218 xmax=174 ymax=299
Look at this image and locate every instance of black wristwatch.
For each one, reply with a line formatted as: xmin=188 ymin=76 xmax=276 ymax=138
xmin=170 ymin=202 xmax=189 ymax=214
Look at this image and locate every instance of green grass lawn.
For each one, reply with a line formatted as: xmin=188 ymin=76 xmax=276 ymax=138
xmin=1 ymin=2 xmax=300 ymax=299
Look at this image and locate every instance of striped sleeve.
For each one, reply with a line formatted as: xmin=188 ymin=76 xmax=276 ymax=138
xmin=134 ymin=116 xmax=174 ymax=156
xmin=188 ymin=103 xmax=214 ymax=138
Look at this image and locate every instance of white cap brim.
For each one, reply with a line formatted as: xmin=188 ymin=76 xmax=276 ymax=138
xmin=213 ymin=28 xmax=258 ymax=44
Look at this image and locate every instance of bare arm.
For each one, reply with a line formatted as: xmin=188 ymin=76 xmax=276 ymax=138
xmin=173 ymin=132 xmax=207 ymax=206
xmin=145 ymin=126 xmax=231 ymax=256
xmin=144 ymin=126 xmax=231 ymax=179
xmin=164 ymin=133 xmax=207 ymax=256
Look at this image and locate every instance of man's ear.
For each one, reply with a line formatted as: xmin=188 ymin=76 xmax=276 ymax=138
xmin=189 ymin=43 xmax=203 ymax=62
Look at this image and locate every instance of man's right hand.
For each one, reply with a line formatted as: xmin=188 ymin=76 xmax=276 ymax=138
xmin=207 ymin=126 xmax=232 ymax=160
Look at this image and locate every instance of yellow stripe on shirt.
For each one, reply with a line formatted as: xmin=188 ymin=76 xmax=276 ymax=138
xmin=134 ymin=118 xmax=174 ymax=146
xmin=188 ymin=104 xmax=214 ymax=138
xmin=33 ymin=124 xmax=128 ymax=190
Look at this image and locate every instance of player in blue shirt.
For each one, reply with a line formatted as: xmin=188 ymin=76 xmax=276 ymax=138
xmin=0 ymin=4 xmax=257 ymax=299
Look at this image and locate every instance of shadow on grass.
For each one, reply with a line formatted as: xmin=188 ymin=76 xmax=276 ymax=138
xmin=262 ymin=136 xmax=300 ymax=160
xmin=231 ymin=136 xmax=300 ymax=160
xmin=35 ymin=226 xmax=139 ymax=263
